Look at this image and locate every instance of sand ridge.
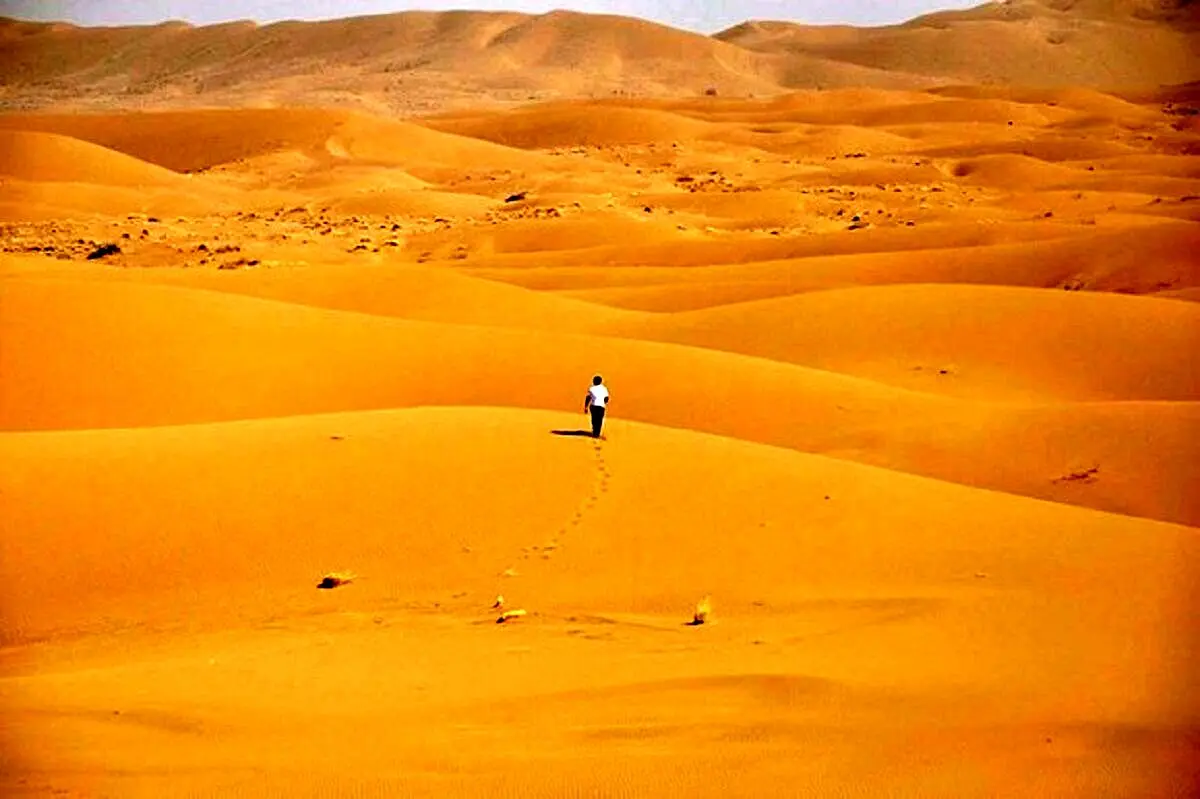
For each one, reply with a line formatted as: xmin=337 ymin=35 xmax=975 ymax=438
xmin=1 ymin=14 xmax=1199 ymax=797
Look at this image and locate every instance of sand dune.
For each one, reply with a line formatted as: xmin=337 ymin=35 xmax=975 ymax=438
xmin=619 ymin=283 xmax=1200 ymax=402
xmin=69 ymin=259 xmax=642 ymax=332
xmin=0 ymin=108 xmax=356 ymax=171
xmin=0 ymin=129 xmax=186 ymax=185
xmin=0 ymin=108 xmax=550 ymax=175
xmin=719 ymin=1 xmax=1199 ymax=88
xmin=2 ymin=3 xmax=1198 ymax=114
xmin=0 ymin=179 xmax=229 ymax=222
xmin=1 ymin=36 xmax=1198 ymax=799
xmin=4 ymin=274 xmax=1198 ymax=529
xmin=475 ymin=222 xmax=1200 ymax=305
xmin=450 ymin=221 xmax=1090 ymax=272
xmin=0 ymin=128 xmax=233 ymax=220
xmin=3 ymin=407 xmax=1197 ymax=797
xmin=0 ymin=276 xmax=951 ymax=434
xmin=424 ymin=103 xmax=713 ymax=148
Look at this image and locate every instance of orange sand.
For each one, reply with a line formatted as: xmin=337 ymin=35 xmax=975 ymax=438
xmin=1 ymin=6 xmax=1199 ymax=798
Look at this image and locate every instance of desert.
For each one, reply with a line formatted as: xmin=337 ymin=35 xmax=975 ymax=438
xmin=1 ymin=1 xmax=1199 ymax=796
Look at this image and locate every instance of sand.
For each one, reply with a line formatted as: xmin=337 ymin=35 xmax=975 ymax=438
xmin=2 ymin=5 xmax=1199 ymax=798
xmin=2 ymin=1 xmax=1198 ymax=114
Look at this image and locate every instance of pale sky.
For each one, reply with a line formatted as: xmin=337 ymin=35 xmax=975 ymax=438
xmin=0 ymin=1 xmax=984 ymax=33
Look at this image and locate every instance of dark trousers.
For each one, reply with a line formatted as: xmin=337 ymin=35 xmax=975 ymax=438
xmin=590 ymin=405 xmax=606 ymax=438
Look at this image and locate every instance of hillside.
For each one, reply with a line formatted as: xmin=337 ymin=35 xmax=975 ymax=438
xmin=718 ymin=0 xmax=1200 ymax=88
xmin=0 ymin=11 xmax=783 ymax=114
xmin=1 ymin=2 xmax=1198 ymax=114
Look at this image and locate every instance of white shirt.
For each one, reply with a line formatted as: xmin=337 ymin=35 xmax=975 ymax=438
xmin=588 ymin=385 xmax=609 ymax=408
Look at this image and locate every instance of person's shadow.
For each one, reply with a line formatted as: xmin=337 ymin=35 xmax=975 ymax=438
xmin=551 ymin=429 xmax=594 ymax=437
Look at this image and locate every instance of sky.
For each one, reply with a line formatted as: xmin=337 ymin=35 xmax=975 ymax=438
xmin=0 ymin=1 xmax=984 ymax=33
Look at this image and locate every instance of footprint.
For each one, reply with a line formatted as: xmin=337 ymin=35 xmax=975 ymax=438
xmin=499 ymin=438 xmax=611 ymax=575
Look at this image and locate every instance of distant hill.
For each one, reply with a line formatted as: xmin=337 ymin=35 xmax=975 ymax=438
xmin=718 ymin=0 xmax=1199 ymax=88
xmin=1 ymin=2 xmax=1197 ymax=114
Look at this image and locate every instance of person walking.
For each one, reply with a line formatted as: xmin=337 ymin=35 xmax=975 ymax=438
xmin=583 ymin=375 xmax=610 ymax=439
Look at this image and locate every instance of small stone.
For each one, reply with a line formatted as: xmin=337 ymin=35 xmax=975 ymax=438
xmin=317 ymin=571 xmax=356 ymax=589
xmin=86 ymin=243 xmax=121 ymax=260
xmin=688 ymin=595 xmax=712 ymax=626
xmin=496 ymin=609 xmax=527 ymax=624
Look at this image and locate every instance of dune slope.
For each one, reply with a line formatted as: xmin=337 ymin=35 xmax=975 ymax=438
xmin=2 ymin=408 xmax=1196 ymax=798
xmin=619 ymin=283 xmax=1200 ymax=402
xmin=0 ymin=129 xmax=187 ymax=185
xmin=4 ymin=276 xmax=1198 ymax=527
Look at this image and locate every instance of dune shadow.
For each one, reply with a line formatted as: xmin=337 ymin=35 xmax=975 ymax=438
xmin=551 ymin=429 xmax=595 ymax=438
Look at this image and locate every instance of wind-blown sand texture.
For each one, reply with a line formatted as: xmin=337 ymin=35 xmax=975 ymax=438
xmin=2 ymin=5 xmax=1199 ymax=798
